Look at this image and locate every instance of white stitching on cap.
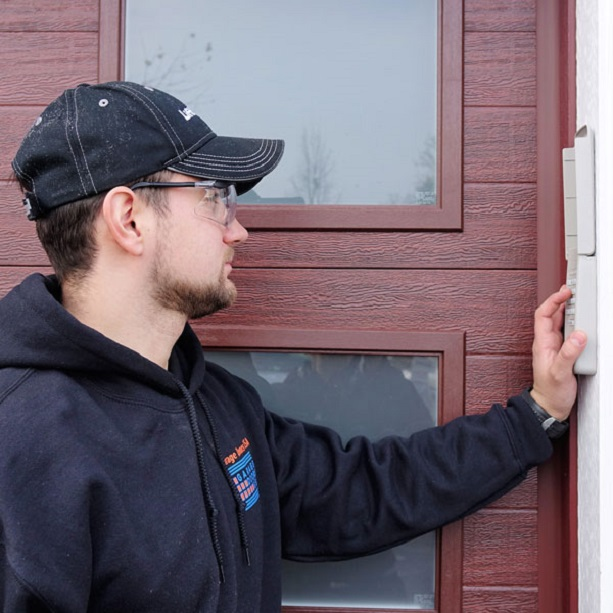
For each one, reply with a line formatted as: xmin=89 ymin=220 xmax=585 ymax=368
xmin=116 ymin=83 xmax=186 ymax=156
xmin=12 ymin=157 xmax=38 ymax=199
xmin=189 ymin=142 xmax=271 ymax=166
xmin=186 ymin=140 xmax=279 ymax=169
xmin=74 ymin=88 xmax=97 ymax=192
xmin=186 ymin=141 xmax=278 ymax=169
xmin=115 ymin=83 xmax=182 ymax=155
xmin=117 ymin=83 xmax=215 ymax=158
xmin=174 ymin=141 xmax=283 ymax=180
xmin=191 ymin=140 xmax=270 ymax=163
xmin=63 ymin=91 xmax=89 ymax=196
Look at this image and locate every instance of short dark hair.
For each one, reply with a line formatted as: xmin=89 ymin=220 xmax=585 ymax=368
xmin=31 ymin=169 xmax=174 ymax=283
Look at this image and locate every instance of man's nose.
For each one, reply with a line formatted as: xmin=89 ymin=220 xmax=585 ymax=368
xmin=225 ymin=218 xmax=249 ymax=245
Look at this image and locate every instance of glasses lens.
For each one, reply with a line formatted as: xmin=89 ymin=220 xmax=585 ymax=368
xmin=195 ymin=184 xmax=237 ymax=226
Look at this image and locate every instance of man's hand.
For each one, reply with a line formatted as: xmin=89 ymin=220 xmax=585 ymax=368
xmin=530 ymin=285 xmax=587 ymax=421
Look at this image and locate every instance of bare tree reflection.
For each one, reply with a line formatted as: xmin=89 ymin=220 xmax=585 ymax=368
xmin=291 ymin=127 xmax=339 ymax=204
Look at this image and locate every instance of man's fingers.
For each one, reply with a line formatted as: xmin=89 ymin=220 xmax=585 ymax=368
xmin=535 ymin=286 xmax=572 ymax=320
xmin=534 ymin=287 xmax=572 ymax=342
xmin=556 ymin=330 xmax=587 ymax=369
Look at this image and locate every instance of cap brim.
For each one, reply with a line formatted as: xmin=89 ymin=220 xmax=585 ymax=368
xmin=169 ymin=135 xmax=284 ymax=196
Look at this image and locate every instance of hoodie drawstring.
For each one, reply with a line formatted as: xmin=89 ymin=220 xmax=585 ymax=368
xmin=176 ymin=381 xmax=226 ymax=583
xmin=197 ymin=390 xmax=251 ymax=567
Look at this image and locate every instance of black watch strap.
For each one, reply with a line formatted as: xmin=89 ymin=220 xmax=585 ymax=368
xmin=521 ymin=388 xmax=569 ymax=439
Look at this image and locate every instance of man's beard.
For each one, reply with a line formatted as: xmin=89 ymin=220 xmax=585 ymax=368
xmin=150 ymin=254 xmax=237 ymax=320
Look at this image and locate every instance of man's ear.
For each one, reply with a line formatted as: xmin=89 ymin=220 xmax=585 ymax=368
xmin=101 ymin=186 xmax=148 ymax=256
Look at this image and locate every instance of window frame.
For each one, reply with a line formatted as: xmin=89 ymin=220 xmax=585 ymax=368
xmin=105 ymin=0 xmax=462 ymax=231
xmin=199 ymin=326 xmax=465 ymax=613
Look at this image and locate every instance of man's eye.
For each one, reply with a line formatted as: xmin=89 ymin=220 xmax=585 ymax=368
xmin=199 ymin=192 xmax=223 ymax=213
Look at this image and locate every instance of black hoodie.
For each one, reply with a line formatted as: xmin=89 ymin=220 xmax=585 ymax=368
xmin=0 ymin=274 xmax=553 ymax=612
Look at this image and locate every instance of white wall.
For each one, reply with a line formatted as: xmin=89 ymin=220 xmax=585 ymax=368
xmin=576 ymin=1 xmax=613 ymax=611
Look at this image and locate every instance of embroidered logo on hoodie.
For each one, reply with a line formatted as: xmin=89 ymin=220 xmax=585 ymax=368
xmin=224 ymin=438 xmax=260 ymax=511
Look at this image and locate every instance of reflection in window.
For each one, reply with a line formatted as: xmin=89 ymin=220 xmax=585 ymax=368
xmin=204 ymin=350 xmax=438 ymax=609
xmin=124 ymin=0 xmax=438 ymax=206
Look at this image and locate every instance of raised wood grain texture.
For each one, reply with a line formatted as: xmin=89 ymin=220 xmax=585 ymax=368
xmin=462 ymin=587 xmax=538 ymax=612
xmin=196 ymin=269 xmax=537 ymax=355
xmin=243 ymin=179 xmax=533 ymax=269
xmin=0 ymin=267 xmax=52 ymax=298
xmin=0 ymin=182 xmax=537 ymax=269
xmin=463 ymin=510 xmax=537 ymax=586
xmin=0 ymin=1 xmax=98 ymax=31
xmin=98 ymin=0 xmax=123 ymax=82
xmin=465 ymin=32 xmax=536 ymax=107
xmin=464 ymin=107 xmax=537 ymax=183
xmin=236 ymin=183 xmax=536 ymax=270
xmin=486 ymin=471 xmax=537 ymax=510
xmin=0 ymin=108 xmax=42 ymax=180
xmin=464 ymin=0 xmax=535 ymax=32
xmin=465 ymin=356 xmax=532 ymax=415
xmin=0 ymin=33 xmax=98 ymax=105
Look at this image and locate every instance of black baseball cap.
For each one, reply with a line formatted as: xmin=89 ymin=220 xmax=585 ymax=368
xmin=11 ymin=81 xmax=285 ymax=220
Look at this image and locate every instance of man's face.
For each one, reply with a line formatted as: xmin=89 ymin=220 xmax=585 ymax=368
xmin=146 ymin=175 xmax=248 ymax=319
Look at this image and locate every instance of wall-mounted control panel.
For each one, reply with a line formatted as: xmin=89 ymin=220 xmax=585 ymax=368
xmin=562 ymin=125 xmax=597 ymax=375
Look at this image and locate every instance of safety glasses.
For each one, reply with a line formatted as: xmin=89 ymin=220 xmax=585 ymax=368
xmin=130 ymin=180 xmax=238 ymax=227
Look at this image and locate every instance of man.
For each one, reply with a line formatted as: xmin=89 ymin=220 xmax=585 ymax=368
xmin=0 ymin=81 xmax=585 ymax=612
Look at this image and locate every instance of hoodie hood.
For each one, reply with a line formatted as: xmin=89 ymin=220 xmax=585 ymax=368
xmin=0 ymin=273 xmax=205 ymax=395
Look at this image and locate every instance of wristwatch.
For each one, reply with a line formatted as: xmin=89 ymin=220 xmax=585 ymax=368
xmin=521 ymin=387 xmax=570 ymax=439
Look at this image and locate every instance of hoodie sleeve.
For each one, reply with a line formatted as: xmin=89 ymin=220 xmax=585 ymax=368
xmin=264 ymin=394 xmax=553 ymax=561
xmin=0 ymin=551 xmax=53 ymax=613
